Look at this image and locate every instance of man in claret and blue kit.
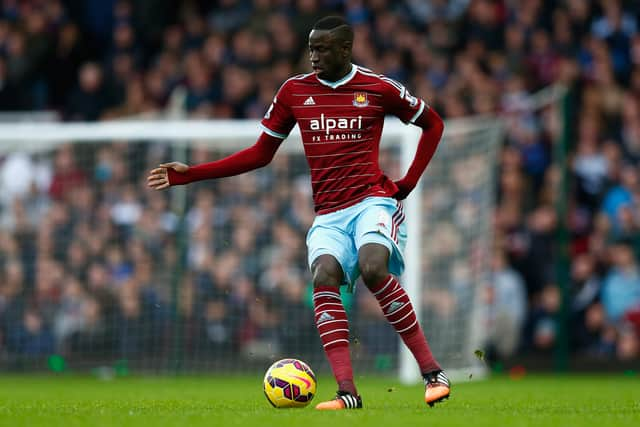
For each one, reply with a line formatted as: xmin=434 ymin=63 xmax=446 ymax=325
xmin=148 ymin=16 xmax=450 ymax=410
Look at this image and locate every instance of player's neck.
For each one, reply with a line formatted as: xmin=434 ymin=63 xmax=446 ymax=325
xmin=324 ymin=63 xmax=353 ymax=82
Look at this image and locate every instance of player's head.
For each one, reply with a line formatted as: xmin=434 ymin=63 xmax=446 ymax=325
xmin=309 ymin=16 xmax=353 ymax=81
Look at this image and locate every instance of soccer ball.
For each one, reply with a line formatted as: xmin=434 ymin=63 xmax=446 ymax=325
xmin=263 ymin=358 xmax=317 ymax=408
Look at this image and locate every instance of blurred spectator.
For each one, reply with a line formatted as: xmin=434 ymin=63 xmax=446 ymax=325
xmin=54 ymin=276 xmax=90 ymax=352
xmin=48 ymin=144 xmax=87 ymax=201
xmin=0 ymin=152 xmax=38 ymax=207
xmin=601 ymin=165 xmax=639 ymax=237
xmin=601 ymin=242 xmax=640 ymax=323
xmin=118 ymin=282 xmax=143 ymax=356
xmin=482 ymin=249 xmax=527 ymax=360
xmin=0 ymin=56 xmax=23 ymax=109
xmin=526 ymin=284 xmax=562 ymax=353
xmin=208 ymin=0 xmax=251 ymax=35
xmin=69 ymin=297 xmax=112 ymax=356
xmin=5 ymin=309 xmax=55 ymax=357
xmin=64 ymin=62 xmax=108 ymax=121
xmin=570 ymin=253 xmax=602 ymax=352
xmin=616 ymin=326 xmax=639 ymax=359
xmin=200 ymin=298 xmax=236 ymax=356
xmin=573 ymin=117 xmax=610 ymax=211
xmin=0 ymin=259 xmax=26 ymax=348
xmin=47 ymin=23 xmax=89 ymax=110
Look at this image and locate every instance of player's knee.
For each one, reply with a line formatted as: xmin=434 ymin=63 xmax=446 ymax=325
xmin=358 ymin=244 xmax=390 ymax=287
xmin=359 ymin=258 xmax=388 ymax=287
xmin=311 ymin=256 xmax=343 ymax=288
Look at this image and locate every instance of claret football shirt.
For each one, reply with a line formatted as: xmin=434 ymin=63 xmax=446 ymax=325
xmin=261 ymin=64 xmax=427 ymax=214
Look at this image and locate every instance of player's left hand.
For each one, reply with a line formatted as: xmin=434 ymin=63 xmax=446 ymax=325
xmin=392 ymin=180 xmax=412 ymax=200
xmin=392 ymin=189 xmax=409 ymax=200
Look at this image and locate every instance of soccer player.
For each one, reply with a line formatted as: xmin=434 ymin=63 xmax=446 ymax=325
xmin=147 ymin=16 xmax=450 ymax=410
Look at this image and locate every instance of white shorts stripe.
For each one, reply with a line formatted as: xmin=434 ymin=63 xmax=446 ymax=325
xmin=393 ymin=213 xmax=406 ymax=241
xmin=391 ymin=205 xmax=404 ymax=242
xmin=393 ymin=204 xmax=403 ymax=219
xmin=394 ymin=214 xmax=406 ymax=242
xmin=390 ymin=214 xmax=397 ymax=242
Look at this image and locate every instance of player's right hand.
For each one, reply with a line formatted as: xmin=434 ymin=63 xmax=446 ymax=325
xmin=147 ymin=162 xmax=189 ymax=190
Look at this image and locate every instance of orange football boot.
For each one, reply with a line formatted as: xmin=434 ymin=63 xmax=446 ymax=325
xmin=315 ymin=391 xmax=362 ymax=410
xmin=424 ymin=370 xmax=451 ymax=407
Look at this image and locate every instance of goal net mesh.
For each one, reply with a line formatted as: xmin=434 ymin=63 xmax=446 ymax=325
xmin=0 ymin=117 xmax=502 ymax=378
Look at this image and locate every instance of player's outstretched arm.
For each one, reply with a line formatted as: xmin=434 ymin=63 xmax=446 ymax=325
xmin=393 ymin=108 xmax=444 ymax=200
xmin=146 ymin=132 xmax=283 ymax=191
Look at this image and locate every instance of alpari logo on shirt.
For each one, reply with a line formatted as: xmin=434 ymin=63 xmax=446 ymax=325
xmin=310 ymin=113 xmax=363 ymax=135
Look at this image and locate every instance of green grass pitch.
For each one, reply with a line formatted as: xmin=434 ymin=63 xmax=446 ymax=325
xmin=0 ymin=374 xmax=638 ymax=427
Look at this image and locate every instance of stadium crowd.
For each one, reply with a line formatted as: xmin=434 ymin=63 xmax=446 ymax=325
xmin=1 ymin=0 xmax=640 ymax=370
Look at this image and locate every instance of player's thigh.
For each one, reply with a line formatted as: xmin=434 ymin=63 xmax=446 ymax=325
xmin=306 ymin=224 xmax=357 ymax=286
xmin=354 ymin=198 xmax=407 ymax=277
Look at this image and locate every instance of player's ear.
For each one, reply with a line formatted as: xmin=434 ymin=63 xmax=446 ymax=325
xmin=341 ymin=41 xmax=352 ymax=59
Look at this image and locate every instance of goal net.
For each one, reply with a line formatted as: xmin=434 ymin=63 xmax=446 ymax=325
xmin=0 ymin=115 xmax=502 ymax=380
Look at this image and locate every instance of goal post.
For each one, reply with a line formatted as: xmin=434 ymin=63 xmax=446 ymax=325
xmin=0 ymin=116 xmax=503 ymax=379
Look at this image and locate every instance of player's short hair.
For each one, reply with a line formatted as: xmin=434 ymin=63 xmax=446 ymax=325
xmin=313 ymin=16 xmax=353 ymax=44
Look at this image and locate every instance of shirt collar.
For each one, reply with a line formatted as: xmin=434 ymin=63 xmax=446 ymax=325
xmin=316 ymin=64 xmax=357 ymax=89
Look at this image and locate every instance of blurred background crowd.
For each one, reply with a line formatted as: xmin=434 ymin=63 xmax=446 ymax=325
xmin=1 ymin=0 xmax=640 ymax=371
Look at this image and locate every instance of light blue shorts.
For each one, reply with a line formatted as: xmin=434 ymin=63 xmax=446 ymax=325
xmin=306 ymin=196 xmax=407 ymax=287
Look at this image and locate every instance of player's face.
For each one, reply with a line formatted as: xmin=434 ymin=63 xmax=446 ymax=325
xmin=308 ymin=29 xmax=349 ymax=81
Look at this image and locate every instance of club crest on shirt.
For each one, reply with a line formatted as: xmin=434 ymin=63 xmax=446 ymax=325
xmin=352 ymin=92 xmax=369 ymax=107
